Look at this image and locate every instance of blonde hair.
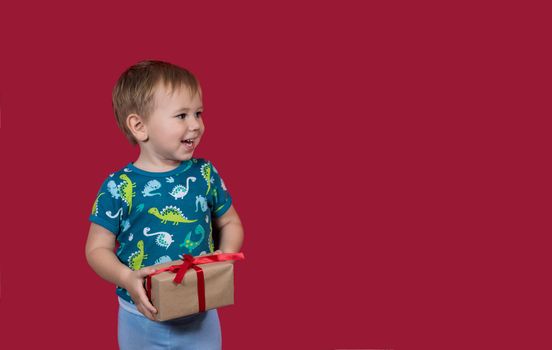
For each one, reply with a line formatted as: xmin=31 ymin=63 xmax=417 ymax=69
xmin=112 ymin=60 xmax=202 ymax=145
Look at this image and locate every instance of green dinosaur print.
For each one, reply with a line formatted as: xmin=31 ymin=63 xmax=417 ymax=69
xmin=148 ymin=205 xmax=198 ymax=225
xmin=208 ymin=221 xmax=215 ymax=253
xmin=91 ymin=192 xmax=105 ymax=216
xmin=128 ymin=240 xmax=147 ymax=270
xmin=119 ymin=174 xmax=136 ymax=214
xmin=213 ymin=187 xmax=219 ymax=204
xmin=200 ymin=163 xmax=212 ymax=195
xmin=214 ymin=203 xmax=226 ymax=214
xmin=179 ymin=224 xmax=206 ymax=253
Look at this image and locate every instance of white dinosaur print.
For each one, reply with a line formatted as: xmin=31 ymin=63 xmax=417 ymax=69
xmin=142 ymin=227 xmax=175 ymax=249
xmin=166 ymin=176 xmax=175 ymax=183
xmin=169 ymin=176 xmax=196 ymax=200
xmin=106 ymin=207 xmax=123 ymax=219
xmin=142 ymin=180 xmax=162 ymax=197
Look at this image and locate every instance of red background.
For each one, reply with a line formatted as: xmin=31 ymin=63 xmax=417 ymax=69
xmin=0 ymin=1 xmax=551 ymax=349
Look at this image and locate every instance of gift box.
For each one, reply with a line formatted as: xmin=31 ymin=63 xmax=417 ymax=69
xmin=144 ymin=252 xmax=245 ymax=322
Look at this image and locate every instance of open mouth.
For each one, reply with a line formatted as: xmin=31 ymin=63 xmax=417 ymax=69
xmin=181 ymin=138 xmax=196 ymax=151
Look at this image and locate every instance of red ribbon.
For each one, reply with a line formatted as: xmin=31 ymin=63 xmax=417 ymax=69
xmin=145 ymin=252 xmax=245 ymax=313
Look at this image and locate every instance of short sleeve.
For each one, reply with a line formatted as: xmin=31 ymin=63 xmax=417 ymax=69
xmin=208 ymin=161 xmax=233 ymax=218
xmin=89 ymin=175 xmax=123 ymax=236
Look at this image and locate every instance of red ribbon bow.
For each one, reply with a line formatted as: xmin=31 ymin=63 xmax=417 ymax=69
xmin=145 ymin=252 xmax=245 ymax=313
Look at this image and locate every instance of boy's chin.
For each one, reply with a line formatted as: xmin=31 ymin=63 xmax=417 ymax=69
xmin=179 ymin=152 xmax=195 ymax=160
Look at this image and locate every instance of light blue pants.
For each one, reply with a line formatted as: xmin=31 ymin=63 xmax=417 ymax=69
xmin=117 ymin=297 xmax=222 ymax=350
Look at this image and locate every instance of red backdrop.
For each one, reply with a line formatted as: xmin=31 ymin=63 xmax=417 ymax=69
xmin=0 ymin=1 xmax=550 ymax=349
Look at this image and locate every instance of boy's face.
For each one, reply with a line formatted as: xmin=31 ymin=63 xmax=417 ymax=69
xmin=142 ymin=82 xmax=205 ymax=162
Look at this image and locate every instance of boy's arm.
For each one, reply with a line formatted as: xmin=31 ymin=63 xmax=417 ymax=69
xmin=85 ymin=222 xmax=132 ymax=289
xmin=85 ymin=222 xmax=159 ymax=320
xmin=213 ymin=204 xmax=244 ymax=253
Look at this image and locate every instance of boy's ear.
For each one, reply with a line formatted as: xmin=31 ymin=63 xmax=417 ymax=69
xmin=127 ymin=113 xmax=149 ymax=142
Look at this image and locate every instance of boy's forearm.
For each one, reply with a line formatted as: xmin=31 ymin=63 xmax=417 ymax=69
xmin=219 ymin=222 xmax=244 ymax=253
xmin=86 ymin=248 xmax=132 ymax=289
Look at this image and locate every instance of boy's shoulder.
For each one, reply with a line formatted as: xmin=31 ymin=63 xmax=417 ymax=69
xmin=95 ymin=162 xmax=137 ymax=188
xmin=104 ymin=163 xmax=133 ymax=180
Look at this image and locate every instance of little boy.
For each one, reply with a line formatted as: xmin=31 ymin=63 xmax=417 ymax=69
xmin=85 ymin=60 xmax=244 ymax=349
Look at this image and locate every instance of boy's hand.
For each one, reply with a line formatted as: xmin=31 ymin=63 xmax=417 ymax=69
xmin=121 ymin=267 xmax=159 ymax=321
xmin=199 ymin=249 xmax=222 ymax=256
xmin=199 ymin=250 xmax=234 ymax=263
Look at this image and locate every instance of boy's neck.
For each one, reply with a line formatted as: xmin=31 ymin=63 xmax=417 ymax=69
xmin=132 ymin=154 xmax=187 ymax=173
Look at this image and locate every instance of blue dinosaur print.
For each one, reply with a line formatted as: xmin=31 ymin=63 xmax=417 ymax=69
xmin=195 ymin=195 xmax=208 ymax=212
xmin=122 ymin=219 xmax=130 ymax=232
xmin=142 ymin=180 xmax=162 ymax=197
xmin=155 ymin=255 xmax=173 ymax=264
xmin=136 ymin=203 xmax=145 ymax=213
xmin=107 ymin=180 xmax=121 ymax=199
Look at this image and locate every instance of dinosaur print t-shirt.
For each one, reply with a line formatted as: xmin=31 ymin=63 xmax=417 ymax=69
xmin=89 ymin=157 xmax=232 ymax=305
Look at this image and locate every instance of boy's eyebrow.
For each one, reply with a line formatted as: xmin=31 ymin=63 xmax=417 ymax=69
xmin=173 ymin=106 xmax=203 ymax=113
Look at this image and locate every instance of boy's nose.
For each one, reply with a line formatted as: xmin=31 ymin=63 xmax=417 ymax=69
xmin=187 ymin=118 xmax=201 ymax=130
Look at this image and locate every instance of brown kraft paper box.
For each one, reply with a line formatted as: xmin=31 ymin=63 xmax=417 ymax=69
xmin=145 ymin=258 xmax=235 ymax=322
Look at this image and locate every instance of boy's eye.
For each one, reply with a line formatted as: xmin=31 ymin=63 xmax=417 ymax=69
xmin=176 ymin=112 xmax=202 ymax=119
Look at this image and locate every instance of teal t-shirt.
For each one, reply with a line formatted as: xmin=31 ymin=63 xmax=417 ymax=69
xmin=89 ymin=157 xmax=232 ymax=304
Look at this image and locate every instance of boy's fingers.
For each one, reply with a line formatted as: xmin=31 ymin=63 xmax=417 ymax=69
xmin=142 ymin=303 xmax=157 ymax=318
xmin=141 ymin=268 xmax=156 ymax=277
xmin=138 ymin=304 xmax=155 ymax=321
xmin=139 ymin=292 xmax=157 ymax=314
